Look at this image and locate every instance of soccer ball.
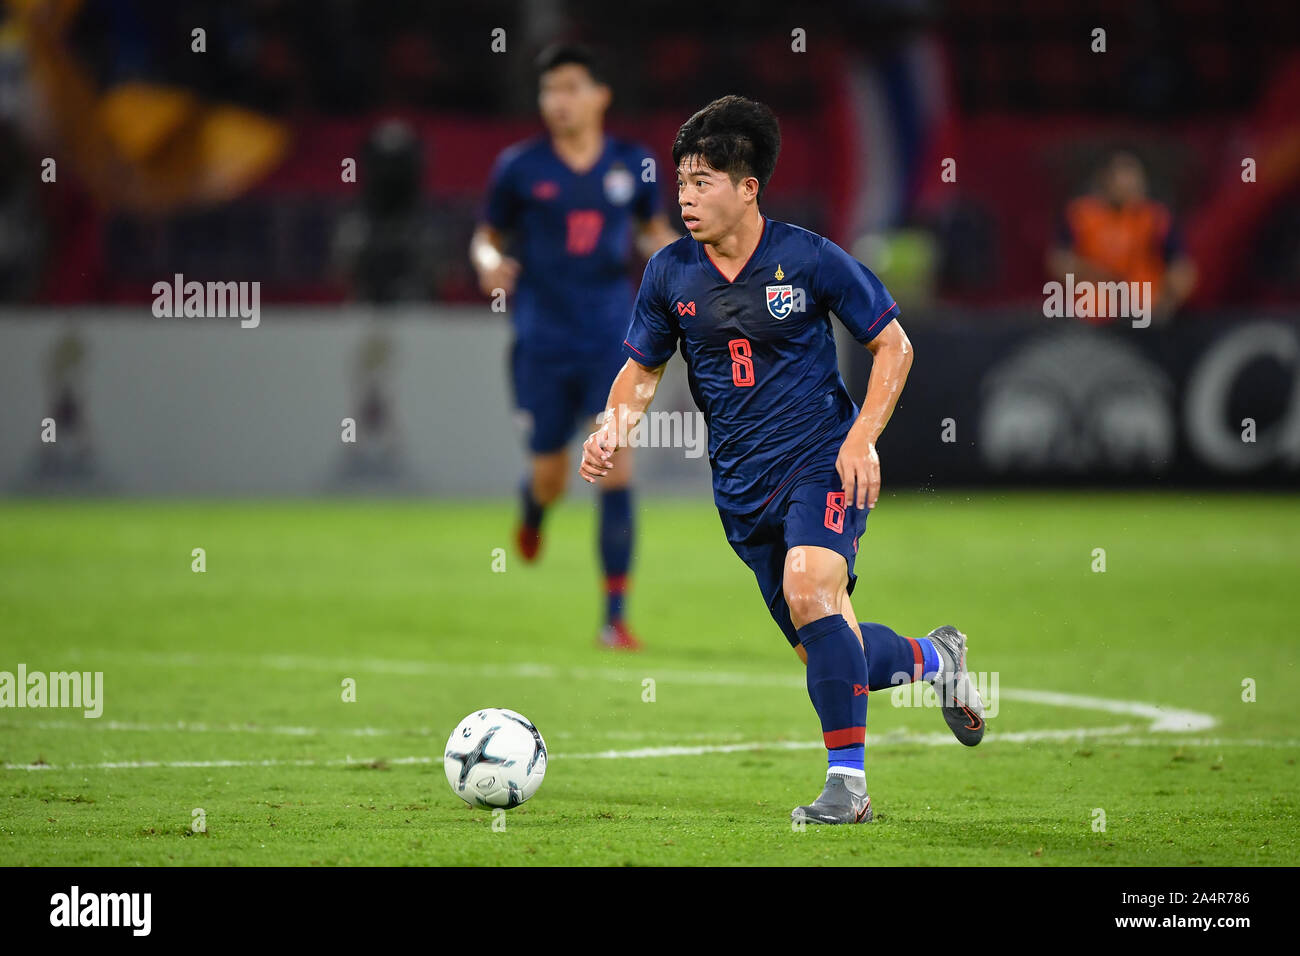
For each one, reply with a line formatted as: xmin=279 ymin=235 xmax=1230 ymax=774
xmin=443 ymin=708 xmax=548 ymax=809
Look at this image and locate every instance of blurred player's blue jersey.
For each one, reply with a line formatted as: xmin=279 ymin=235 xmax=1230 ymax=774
xmin=483 ymin=135 xmax=659 ymax=357
xmin=622 ymin=217 xmax=900 ymax=516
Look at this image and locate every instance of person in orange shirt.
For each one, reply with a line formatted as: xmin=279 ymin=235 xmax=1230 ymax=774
xmin=1048 ymin=152 xmax=1196 ymax=323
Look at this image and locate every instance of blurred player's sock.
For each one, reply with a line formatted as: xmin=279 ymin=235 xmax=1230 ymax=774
xmin=517 ymin=475 xmax=545 ymax=561
xmin=521 ymin=475 xmax=546 ymax=527
xmin=858 ymin=622 xmax=940 ymax=688
xmin=605 ymin=574 xmax=627 ymax=623
xmin=599 ymin=487 xmax=633 ymax=624
xmin=797 ymin=614 xmax=868 ymax=776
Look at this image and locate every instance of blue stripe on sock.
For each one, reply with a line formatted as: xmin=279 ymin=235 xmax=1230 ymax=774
xmin=828 ymin=744 xmax=865 ymax=772
xmin=916 ymin=636 xmax=941 ymax=681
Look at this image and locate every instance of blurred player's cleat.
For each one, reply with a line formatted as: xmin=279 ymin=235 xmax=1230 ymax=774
xmin=791 ymin=773 xmax=872 ymax=824
xmin=598 ymin=620 xmax=643 ymax=651
xmin=926 ymin=625 xmax=986 ymax=746
xmin=515 ymin=523 xmax=542 ymax=562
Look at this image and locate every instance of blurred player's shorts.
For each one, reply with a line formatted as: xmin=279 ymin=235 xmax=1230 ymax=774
xmin=508 ymin=340 xmax=624 ymax=454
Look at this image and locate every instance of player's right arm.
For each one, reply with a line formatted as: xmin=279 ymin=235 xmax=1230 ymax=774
xmin=470 ymin=147 xmax=525 ymax=297
xmin=580 ymin=251 xmax=678 ymax=483
xmin=469 ymin=224 xmax=521 ymax=297
xmin=579 ymin=358 xmax=667 ymax=483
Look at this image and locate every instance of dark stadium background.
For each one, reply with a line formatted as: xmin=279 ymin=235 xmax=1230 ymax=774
xmin=2 ymin=0 xmax=1296 ymax=495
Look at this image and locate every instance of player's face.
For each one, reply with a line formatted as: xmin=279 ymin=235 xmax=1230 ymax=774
xmin=538 ymin=64 xmax=609 ymax=136
xmin=1103 ymin=155 xmax=1147 ymax=205
xmin=676 ymin=157 xmax=753 ymax=244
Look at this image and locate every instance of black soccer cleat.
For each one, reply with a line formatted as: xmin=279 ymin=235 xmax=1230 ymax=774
xmin=925 ymin=625 xmax=986 ymax=746
xmin=791 ymin=773 xmax=872 ymax=825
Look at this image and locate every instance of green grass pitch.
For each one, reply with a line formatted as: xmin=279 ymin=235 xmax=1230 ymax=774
xmin=1 ymin=491 xmax=1297 ymax=866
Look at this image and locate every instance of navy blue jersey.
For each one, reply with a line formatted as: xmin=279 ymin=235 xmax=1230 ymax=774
xmin=622 ymin=217 xmax=900 ymax=516
xmin=483 ymin=135 xmax=660 ymax=357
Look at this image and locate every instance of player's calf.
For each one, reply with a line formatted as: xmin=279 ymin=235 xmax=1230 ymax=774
xmin=516 ymin=453 xmax=568 ymax=563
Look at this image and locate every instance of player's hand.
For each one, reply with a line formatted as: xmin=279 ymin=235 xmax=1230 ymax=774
xmin=476 ymin=256 xmax=521 ymax=298
xmin=579 ymin=420 xmax=618 ymax=483
xmin=836 ymin=424 xmax=881 ymax=510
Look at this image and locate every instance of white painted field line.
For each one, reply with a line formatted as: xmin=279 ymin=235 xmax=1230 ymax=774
xmin=0 ymin=718 xmax=434 ymax=737
xmin=0 ymin=719 xmax=748 ymax=743
xmin=572 ymin=734 xmax=1300 ymax=754
xmin=5 ymin=728 xmax=1296 ymax=772
xmin=1001 ymin=688 xmax=1214 ymax=732
xmin=55 ymin=649 xmax=1222 ymax=734
xmin=97 ymin=650 xmax=820 ymax=688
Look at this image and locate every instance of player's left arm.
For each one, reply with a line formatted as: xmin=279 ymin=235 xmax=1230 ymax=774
xmin=815 ymin=238 xmax=913 ymax=511
xmin=635 ymin=214 xmax=678 ymax=258
xmin=837 ymin=319 xmax=913 ymax=511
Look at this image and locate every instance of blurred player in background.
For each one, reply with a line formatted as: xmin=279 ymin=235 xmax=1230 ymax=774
xmin=1048 ymin=150 xmax=1197 ymax=323
xmin=470 ymin=43 xmax=677 ymax=650
xmin=580 ymin=96 xmax=986 ymax=823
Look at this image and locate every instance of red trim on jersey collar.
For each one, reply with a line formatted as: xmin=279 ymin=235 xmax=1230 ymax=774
xmin=703 ymin=216 xmax=767 ymax=284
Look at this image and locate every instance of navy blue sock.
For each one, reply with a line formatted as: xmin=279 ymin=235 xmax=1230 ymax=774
xmin=797 ymin=615 xmax=869 ymax=775
xmin=520 ymin=475 xmax=545 ymax=529
xmin=605 ymin=576 xmax=627 ymax=624
xmin=599 ymin=487 xmax=633 ymax=623
xmin=858 ymin=622 xmax=940 ymax=689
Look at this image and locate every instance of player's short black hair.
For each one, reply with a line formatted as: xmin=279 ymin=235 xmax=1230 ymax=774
xmin=672 ymin=95 xmax=781 ymax=202
xmin=534 ymin=42 xmax=606 ymax=84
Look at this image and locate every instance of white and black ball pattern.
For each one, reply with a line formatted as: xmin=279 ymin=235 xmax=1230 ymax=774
xmin=443 ymin=708 xmax=548 ymax=809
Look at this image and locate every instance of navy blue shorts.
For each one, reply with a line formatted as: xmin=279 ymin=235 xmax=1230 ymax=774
xmin=720 ymin=450 xmax=870 ymax=648
xmin=509 ymin=341 xmax=625 ymax=455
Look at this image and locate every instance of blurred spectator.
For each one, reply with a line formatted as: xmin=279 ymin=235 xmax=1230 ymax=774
xmin=0 ymin=118 xmax=47 ymax=300
xmin=1048 ymin=152 xmax=1196 ymax=323
xmin=331 ymin=119 xmax=438 ymax=302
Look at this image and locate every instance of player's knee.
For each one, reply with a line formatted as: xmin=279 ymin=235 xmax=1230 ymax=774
xmin=533 ymin=473 xmax=566 ymax=504
xmin=603 ymin=461 xmax=633 ymax=489
xmin=531 ymin=459 xmax=568 ymax=504
xmin=783 ymin=579 xmax=841 ymax=629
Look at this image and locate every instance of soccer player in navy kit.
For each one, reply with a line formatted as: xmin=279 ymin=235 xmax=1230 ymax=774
xmin=471 ymin=44 xmax=677 ymax=650
xmin=580 ymin=96 xmax=987 ymax=823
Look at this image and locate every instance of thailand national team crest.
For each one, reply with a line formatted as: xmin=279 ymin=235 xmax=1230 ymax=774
xmin=766 ymin=284 xmax=794 ymax=320
xmin=603 ymin=164 xmax=636 ymax=206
